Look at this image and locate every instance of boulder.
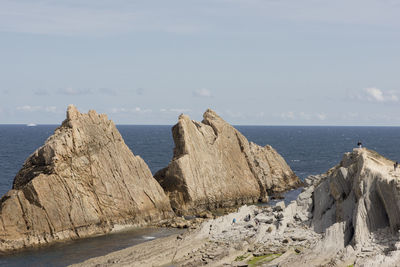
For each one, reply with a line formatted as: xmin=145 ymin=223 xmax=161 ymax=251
xmin=0 ymin=105 xmax=174 ymax=252
xmin=155 ymin=109 xmax=301 ymax=215
xmin=273 ymin=201 xmax=286 ymax=212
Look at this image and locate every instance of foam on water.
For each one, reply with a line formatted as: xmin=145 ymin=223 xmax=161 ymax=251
xmin=142 ymin=236 xmax=156 ymax=240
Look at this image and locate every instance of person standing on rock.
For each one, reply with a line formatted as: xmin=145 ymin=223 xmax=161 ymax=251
xmin=357 ymin=141 xmax=362 ymax=148
xmin=395 ymin=161 xmax=398 ymax=171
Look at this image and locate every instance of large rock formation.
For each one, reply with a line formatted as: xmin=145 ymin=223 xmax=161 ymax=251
xmin=70 ymin=148 xmax=400 ymax=267
xmin=288 ymin=148 xmax=400 ymax=266
xmin=308 ymin=148 xmax=400 ymax=247
xmin=155 ymin=109 xmax=301 ymax=215
xmin=0 ymin=105 xmax=173 ymax=252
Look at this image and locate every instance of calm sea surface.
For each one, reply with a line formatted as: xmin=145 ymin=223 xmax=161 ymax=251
xmin=1 ymin=125 xmax=400 ymax=266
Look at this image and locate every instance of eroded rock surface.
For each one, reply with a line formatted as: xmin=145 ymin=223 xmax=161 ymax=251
xmin=279 ymin=148 xmax=400 ymax=266
xmin=0 ymin=105 xmax=173 ymax=252
xmin=71 ymin=148 xmax=400 ymax=267
xmin=155 ymin=109 xmax=301 ymax=215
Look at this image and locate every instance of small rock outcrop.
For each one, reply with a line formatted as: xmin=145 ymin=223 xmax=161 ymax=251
xmin=0 ymin=105 xmax=173 ymax=252
xmin=155 ymin=109 xmax=301 ymax=215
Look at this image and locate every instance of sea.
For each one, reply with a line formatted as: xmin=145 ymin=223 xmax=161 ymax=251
xmin=1 ymin=124 xmax=400 ymax=266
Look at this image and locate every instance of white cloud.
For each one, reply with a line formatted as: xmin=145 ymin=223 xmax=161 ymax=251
xmin=356 ymin=87 xmax=399 ymax=103
xmin=17 ymin=105 xmax=57 ymax=113
xmin=316 ymin=113 xmax=327 ymax=121
xmin=365 ymin=87 xmax=385 ymax=102
xmin=193 ymin=88 xmax=212 ymax=98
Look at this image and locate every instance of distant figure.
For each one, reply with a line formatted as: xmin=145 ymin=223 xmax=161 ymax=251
xmin=232 ymin=218 xmax=236 ymax=225
xmin=395 ymin=161 xmax=398 ymax=171
xmin=244 ymin=214 xmax=251 ymax=222
xmin=357 ymin=141 xmax=362 ymax=148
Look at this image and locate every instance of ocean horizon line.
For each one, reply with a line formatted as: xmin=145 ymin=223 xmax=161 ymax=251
xmin=1 ymin=123 xmax=400 ymax=128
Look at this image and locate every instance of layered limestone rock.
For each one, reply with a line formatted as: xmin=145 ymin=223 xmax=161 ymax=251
xmin=70 ymin=148 xmax=400 ymax=267
xmin=287 ymin=148 xmax=400 ymax=266
xmin=0 ymin=105 xmax=173 ymax=252
xmin=310 ymin=148 xmax=400 ymax=246
xmin=155 ymin=109 xmax=301 ymax=215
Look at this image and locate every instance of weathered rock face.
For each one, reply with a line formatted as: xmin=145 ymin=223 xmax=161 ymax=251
xmin=309 ymin=148 xmax=400 ymax=246
xmin=155 ymin=109 xmax=301 ymax=215
xmin=0 ymin=105 xmax=173 ymax=252
xmin=290 ymin=148 xmax=400 ymax=265
xmin=72 ymin=148 xmax=400 ymax=267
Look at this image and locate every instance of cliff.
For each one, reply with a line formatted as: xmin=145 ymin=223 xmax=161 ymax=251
xmin=155 ymin=109 xmax=301 ymax=215
xmin=310 ymin=148 xmax=400 ymax=246
xmin=0 ymin=105 xmax=173 ymax=252
xmin=286 ymin=148 xmax=400 ymax=266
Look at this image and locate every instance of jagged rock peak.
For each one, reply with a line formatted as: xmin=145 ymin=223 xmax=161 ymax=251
xmin=203 ymin=108 xmax=220 ymax=120
xmin=155 ymin=109 xmax=301 ymax=216
xmin=66 ymin=104 xmax=80 ymax=121
xmin=1 ymin=105 xmax=173 ymax=252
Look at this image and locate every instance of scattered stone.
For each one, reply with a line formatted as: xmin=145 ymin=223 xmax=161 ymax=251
xmin=276 ymin=213 xmax=284 ymax=220
xmin=232 ymin=261 xmax=248 ymax=267
xmin=198 ymin=210 xmax=214 ymax=219
xmin=274 ymin=201 xmax=286 ymax=212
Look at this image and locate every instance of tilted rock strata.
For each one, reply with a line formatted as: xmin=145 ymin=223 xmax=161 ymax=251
xmin=310 ymin=148 xmax=400 ymax=246
xmin=155 ymin=109 xmax=301 ymax=215
xmin=73 ymin=149 xmax=400 ymax=267
xmin=289 ymin=148 xmax=400 ymax=266
xmin=0 ymin=105 xmax=173 ymax=252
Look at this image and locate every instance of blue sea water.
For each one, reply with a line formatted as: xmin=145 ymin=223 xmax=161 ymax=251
xmin=1 ymin=124 xmax=400 ymax=266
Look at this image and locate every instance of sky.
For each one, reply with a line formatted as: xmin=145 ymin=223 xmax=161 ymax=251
xmin=1 ymin=0 xmax=400 ymax=126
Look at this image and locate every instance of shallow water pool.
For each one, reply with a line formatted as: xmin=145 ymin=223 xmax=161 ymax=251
xmin=0 ymin=227 xmax=184 ymax=267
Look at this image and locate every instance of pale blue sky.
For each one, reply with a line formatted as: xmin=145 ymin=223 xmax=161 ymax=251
xmin=1 ymin=0 xmax=400 ymax=125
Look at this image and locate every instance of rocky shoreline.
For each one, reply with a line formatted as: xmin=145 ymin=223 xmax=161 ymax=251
xmin=2 ymin=105 xmax=400 ymax=266
xmin=0 ymin=106 xmax=299 ymax=252
xmin=72 ymin=148 xmax=400 ymax=267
